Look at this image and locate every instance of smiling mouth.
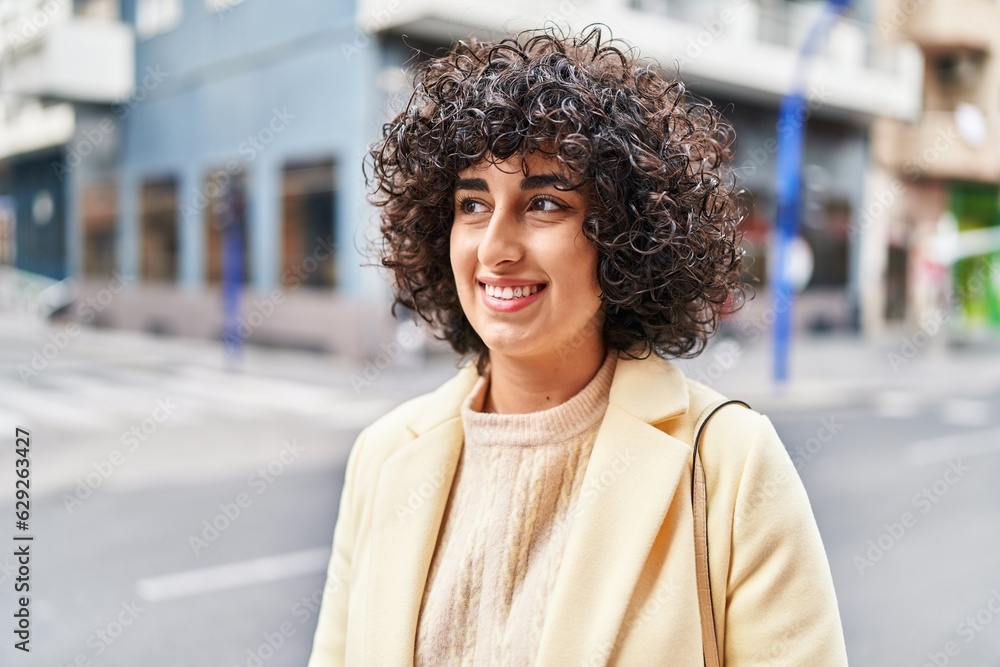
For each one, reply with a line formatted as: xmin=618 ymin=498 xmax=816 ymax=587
xmin=480 ymin=283 xmax=547 ymax=300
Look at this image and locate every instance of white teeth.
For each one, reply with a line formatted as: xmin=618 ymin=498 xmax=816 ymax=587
xmin=484 ymin=284 xmax=541 ymax=300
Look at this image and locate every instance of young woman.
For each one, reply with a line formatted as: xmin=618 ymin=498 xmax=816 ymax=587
xmin=307 ymin=26 xmax=849 ymax=666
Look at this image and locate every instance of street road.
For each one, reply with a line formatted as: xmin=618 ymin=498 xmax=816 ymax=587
xmin=0 ymin=317 xmax=998 ymax=666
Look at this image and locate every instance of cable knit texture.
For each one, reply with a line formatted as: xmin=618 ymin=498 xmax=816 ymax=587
xmin=414 ymin=350 xmax=618 ymax=666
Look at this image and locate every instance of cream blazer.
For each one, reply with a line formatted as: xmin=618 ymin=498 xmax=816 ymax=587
xmin=306 ymin=352 xmax=849 ymax=666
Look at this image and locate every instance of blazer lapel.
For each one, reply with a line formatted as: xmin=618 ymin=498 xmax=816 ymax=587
xmin=361 ymin=353 xmax=691 ymax=665
xmin=363 ymin=364 xmax=479 ymax=665
xmin=534 ymin=354 xmax=693 ymax=663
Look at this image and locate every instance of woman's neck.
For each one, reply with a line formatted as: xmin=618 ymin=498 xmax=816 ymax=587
xmin=482 ymin=340 xmax=608 ymax=414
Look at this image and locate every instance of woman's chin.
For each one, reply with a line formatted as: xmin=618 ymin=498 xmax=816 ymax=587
xmin=479 ymin=332 xmax=549 ymax=361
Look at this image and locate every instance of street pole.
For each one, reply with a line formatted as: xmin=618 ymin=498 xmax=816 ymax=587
xmin=221 ymin=180 xmax=246 ymax=367
xmin=773 ymin=0 xmax=853 ymax=383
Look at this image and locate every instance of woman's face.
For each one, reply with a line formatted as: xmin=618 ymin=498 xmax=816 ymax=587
xmin=449 ymin=151 xmax=604 ymax=364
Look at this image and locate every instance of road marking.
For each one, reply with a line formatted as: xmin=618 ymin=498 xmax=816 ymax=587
xmin=47 ymin=372 xmax=167 ymax=413
xmin=907 ymin=427 xmax=1000 ymax=466
xmin=874 ymin=390 xmax=921 ymax=419
xmin=136 ymin=547 xmax=331 ymax=602
xmin=940 ymin=399 xmax=992 ymax=427
xmin=177 ymin=366 xmax=394 ymax=426
xmin=0 ymin=378 xmax=120 ymax=431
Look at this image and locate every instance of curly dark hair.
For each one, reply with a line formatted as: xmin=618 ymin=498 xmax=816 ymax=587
xmin=365 ymin=24 xmax=747 ymax=371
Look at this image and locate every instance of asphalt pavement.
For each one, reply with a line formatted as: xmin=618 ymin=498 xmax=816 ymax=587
xmin=0 ymin=314 xmax=998 ymax=666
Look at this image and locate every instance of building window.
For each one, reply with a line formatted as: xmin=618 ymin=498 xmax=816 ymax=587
xmin=0 ymin=197 xmax=14 ymax=267
xmin=205 ymin=169 xmax=250 ymax=284
xmin=927 ymin=50 xmax=987 ymax=111
xmin=82 ymin=183 xmax=117 ymax=278
xmin=135 ymin=0 xmax=181 ymax=39
xmin=140 ymin=177 xmax=178 ymax=282
xmin=801 ymin=197 xmax=850 ymax=288
xmin=281 ymin=158 xmax=336 ymax=289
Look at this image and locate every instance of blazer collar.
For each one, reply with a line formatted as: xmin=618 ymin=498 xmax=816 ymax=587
xmin=365 ymin=351 xmax=692 ymax=664
xmin=405 ymin=350 xmax=691 ymax=437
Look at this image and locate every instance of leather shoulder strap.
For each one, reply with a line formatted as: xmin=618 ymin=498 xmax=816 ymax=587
xmin=692 ymin=399 xmax=750 ymax=667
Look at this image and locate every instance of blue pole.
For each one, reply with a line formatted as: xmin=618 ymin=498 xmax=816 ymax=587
xmin=222 ymin=182 xmax=245 ymax=363
xmin=772 ymin=0 xmax=853 ymax=384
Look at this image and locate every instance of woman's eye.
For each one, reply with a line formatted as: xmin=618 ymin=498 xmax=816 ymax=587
xmin=456 ymin=197 xmax=485 ymax=214
xmin=531 ymin=197 xmax=562 ymax=212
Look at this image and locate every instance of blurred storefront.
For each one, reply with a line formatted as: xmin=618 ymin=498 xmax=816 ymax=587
xmin=872 ymin=0 xmax=1000 ymax=343
xmin=950 ymin=184 xmax=1000 ymax=338
xmin=0 ymin=0 xmax=391 ymax=354
xmin=0 ymin=0 xmax=131 ymax=282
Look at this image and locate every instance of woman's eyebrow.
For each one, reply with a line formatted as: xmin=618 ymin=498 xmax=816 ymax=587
xmin=520 ymin=173 xmax=575 ymax=191
xmin=453 ymin=173 xmax=575 ymax=193
xmin=455 ymin=177 xmax=489 ymax=192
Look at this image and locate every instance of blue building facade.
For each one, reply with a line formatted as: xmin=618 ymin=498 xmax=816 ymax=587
xmin=1 ymin=0 xmax=400 ymax=354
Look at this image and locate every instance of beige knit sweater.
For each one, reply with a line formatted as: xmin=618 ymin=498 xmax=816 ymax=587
xmin=414 ymin=350 xmax=618 ymax=666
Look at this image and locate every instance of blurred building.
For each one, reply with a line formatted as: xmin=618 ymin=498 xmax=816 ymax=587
xmin=872 ymin=0 xmax=1000 ymax=342
xmin=0 ymin=0 xmax=390 ymax=354
xmin=0 ymin=0 xmax=132 ymax=280
xmin=0 ymin=0 xmax=927 ymax=355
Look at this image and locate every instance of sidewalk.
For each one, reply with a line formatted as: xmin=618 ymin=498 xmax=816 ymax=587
xmin=673 ymin=332 xmax=1000 ymax=413
xmin=6 ymin=310 xmax=999 ymax=416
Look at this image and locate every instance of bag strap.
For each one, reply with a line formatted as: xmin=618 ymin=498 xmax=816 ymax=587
xmin=691 ymin=399 xmax=751 ymax=667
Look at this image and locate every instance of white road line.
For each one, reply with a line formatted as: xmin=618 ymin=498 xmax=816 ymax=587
xmin=176 ymin=365 xmax=393 ymax=428
xmin=0 ymin=378 xmax=120 ymax=431
xmin=136 ymin=547 xmax=332 ymax=602
xmin=873 ymin=390 xmax=921 ymax=419
xmin=940 ymin=399 xmax=992 ymax=427
xmin=103 ymin=368 xmax=281 ymax=419
xmin=43 ymin=373 xmax=166 ymax=415
xmin=907 ymin=427 xmax=1000 ymax=466
xmin=177 ymin=365 xmax=349 ymax=413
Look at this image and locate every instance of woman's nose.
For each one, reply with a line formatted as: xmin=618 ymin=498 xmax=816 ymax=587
xmin=477 ymin=206 xmax=523 ymax=268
